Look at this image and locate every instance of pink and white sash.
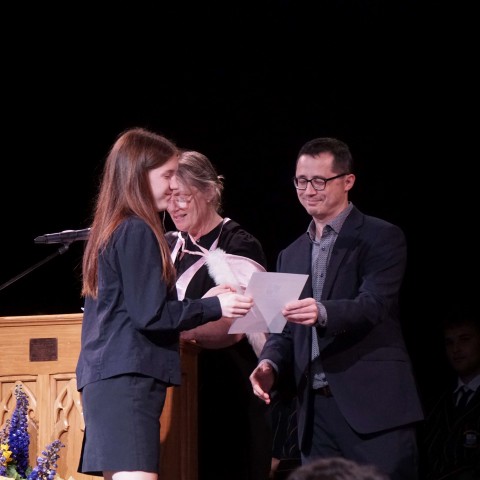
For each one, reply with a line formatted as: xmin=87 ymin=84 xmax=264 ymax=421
xmin=170 ymin=218 xmax=265 ymax=300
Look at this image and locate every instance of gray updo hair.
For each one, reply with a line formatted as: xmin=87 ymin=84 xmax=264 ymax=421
xmin=176 ymin=150 xmax=225 ymax=212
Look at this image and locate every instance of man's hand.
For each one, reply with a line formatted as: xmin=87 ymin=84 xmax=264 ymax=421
xmin=249 ymin=361 xmax=275 ymax=404
xmin=282 ymin=297 xmax=319 ymax=326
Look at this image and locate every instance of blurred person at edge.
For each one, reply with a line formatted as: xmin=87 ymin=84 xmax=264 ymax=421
xmin=420 ymin=305 xmax=480 ymax=480
xmin=286 ymin=456 xmax=390 ymax=480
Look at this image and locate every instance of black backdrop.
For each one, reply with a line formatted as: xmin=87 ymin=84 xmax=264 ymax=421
xmin=1 ymin=2 xmax=477 ymax=405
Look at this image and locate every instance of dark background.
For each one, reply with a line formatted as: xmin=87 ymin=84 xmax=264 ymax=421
xmin=1 ymin=2 xmax=477 ymax=405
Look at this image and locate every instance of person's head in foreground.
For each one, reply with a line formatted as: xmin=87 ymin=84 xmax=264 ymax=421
xmin=286 ymin=456 xmax=390 ymax=480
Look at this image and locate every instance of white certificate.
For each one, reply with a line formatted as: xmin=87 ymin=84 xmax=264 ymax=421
xmin=228 ymin=271 xmax=309 ymax=334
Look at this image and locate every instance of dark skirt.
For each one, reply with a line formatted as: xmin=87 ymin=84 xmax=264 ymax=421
xmin=78 ymin=374 xmax=167 ymax=475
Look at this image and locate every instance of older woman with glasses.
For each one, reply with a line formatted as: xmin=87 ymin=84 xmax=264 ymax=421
xmin=165 ymin=150 xmax=296 ymax=480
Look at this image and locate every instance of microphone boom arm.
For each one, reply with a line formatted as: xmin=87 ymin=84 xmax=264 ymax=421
xmin=0 ymin=244 xmax=70 ymax=292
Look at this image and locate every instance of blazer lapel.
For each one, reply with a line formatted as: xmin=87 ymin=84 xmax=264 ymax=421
xmin=322 ymin=208 xmax=362 ymax=299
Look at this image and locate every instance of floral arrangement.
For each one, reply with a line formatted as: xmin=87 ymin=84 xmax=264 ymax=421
xmin=0 ymin=384 xmax=64 ymax=480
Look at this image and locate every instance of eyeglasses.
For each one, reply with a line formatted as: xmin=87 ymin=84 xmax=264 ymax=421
xmin=293 ymin=173 xmax=348 ymax=191
xmin=168 ymin=194 xmax=193 ymax=207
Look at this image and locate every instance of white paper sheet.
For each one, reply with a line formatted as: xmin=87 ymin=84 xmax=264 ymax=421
xmin=228 ymin=271 xmax=309 ymax=334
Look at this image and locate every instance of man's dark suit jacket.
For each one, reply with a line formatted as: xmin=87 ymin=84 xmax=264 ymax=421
xmin=259 ymin=206 xmax=424 ymax=449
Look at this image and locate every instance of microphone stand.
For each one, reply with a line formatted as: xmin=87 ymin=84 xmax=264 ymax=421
xmin=0 ymin=244 xmax=71 ymax=292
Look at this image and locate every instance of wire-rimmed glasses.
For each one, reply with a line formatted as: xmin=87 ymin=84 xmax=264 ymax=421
xmin=168 ymin=193 xmax=193 ymax=208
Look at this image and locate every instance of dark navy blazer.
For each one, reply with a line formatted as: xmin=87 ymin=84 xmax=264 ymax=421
xmin=76 ymin=216 xmax=222 ymax=390
xmin=259 ymin=206 xmax=424 ymax=447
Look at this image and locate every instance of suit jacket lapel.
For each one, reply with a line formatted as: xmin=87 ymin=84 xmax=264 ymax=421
xmin=322 ymin=207 xmax=362 ymax=299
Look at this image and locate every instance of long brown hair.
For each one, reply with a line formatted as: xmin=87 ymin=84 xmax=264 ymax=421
xmin=82 ymin=127 xmax=178 ymax=297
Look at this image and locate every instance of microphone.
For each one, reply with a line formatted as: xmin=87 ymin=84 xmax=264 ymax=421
xmin=34 ymin=228 xmax=91 ymax=244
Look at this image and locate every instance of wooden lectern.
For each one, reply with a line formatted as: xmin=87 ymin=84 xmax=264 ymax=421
xmin=0 ymin=314 xmax=199 ymax=480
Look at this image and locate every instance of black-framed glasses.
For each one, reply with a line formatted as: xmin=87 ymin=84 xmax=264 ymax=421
xmin=293 ymin=173 xmax=348 ymax=191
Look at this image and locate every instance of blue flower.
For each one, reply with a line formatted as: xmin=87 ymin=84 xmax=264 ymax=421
xmin=8 ymin=385 xmax=30 ymax=477
xmin=0 ymin=384 xmax=64 ymax=480
xmin=27 ymin=440 xmax=64 ymax=480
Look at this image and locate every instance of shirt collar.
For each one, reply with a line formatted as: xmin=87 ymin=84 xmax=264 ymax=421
xmin=307 ymin=202 xmax=354 ymax=241
xmin=455 ymin=373 xmax=480 ymax=394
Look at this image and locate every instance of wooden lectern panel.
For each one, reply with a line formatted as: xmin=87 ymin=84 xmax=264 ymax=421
xmin=0 ymin=314 xmax=199 ymax=480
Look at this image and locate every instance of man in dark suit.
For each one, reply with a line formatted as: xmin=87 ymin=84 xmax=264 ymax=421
xmin=250 ymin=137 xmax=423 ymax=480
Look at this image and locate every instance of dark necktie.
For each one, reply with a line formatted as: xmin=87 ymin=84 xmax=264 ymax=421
xmin=456 ymin=386 xmax=473 ymax=411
